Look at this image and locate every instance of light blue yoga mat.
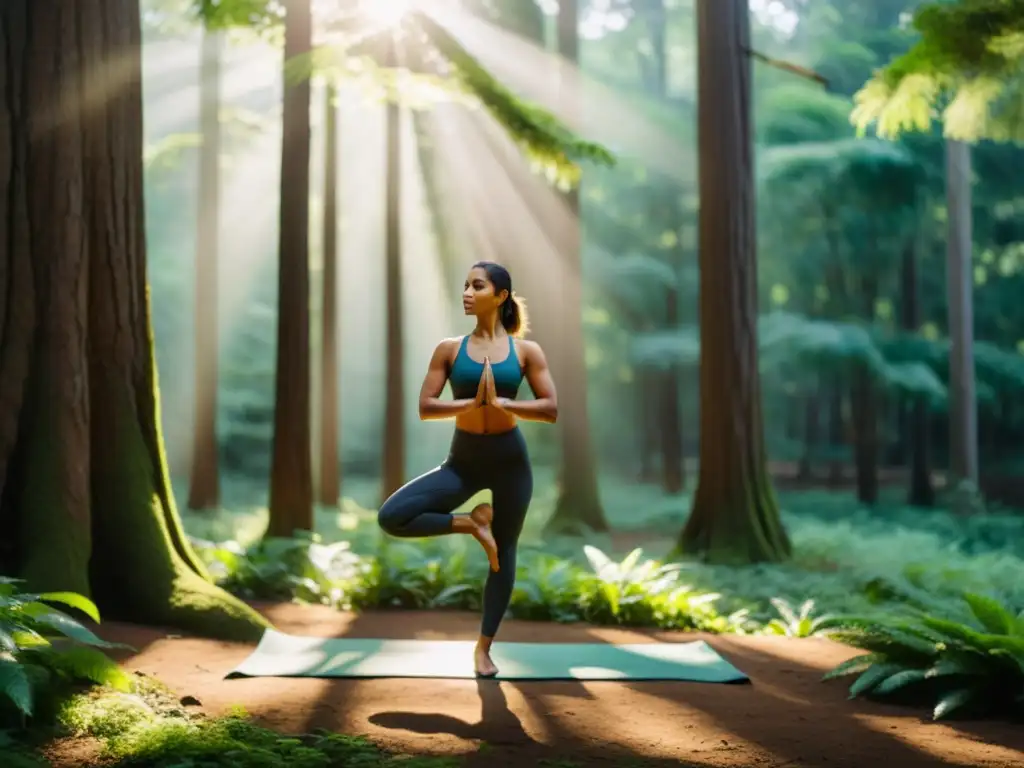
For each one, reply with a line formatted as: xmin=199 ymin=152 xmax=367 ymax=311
xmin=227 ymin=628 xmax=749 ymax=683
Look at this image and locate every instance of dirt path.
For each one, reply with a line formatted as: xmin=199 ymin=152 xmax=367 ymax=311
xmin=65 ymin=602 xmax=1023 ymax=767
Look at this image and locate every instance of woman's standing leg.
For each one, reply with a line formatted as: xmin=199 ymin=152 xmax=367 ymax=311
xmin=475 ymin=460 xmax=533 ymax=676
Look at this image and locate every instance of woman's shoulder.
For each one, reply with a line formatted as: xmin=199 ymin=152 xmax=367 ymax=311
xmin=512 ymin=337 xmax=543 ymax=364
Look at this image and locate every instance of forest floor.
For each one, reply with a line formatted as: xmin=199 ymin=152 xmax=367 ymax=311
xmin=41 ymin=602 xmax=1024 ymax=768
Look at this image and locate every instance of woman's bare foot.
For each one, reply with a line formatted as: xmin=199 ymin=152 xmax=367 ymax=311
xmin=469 ymin=503 xmax=499 ymax=572
xmin=475 ymin=639 xmax=499 ymax=678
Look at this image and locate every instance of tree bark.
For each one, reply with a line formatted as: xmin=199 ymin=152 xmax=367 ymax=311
xmin=677 ymin=0 xmax=790 ymax=563
xmin=0 ymin=0 xmax=266 ymax=640
xmin=544 ymin=0 xmax=608 ymax=534
xmin=267 ymin=0 xmax=314 ymax=536
xmin=187 ymin=29 xmax=222 ymax=511
xmin=851 ymin=274 xmax=879 ymax=505
xmin=381 ymin=37 xmax=405 ymax=501
xmin=899 ymin=240 xmax=934 ymax=506
xmin=318 ymin=82 xmax=341 ymax=506
xmin=945 ymin=139 xmax=978 ymax=491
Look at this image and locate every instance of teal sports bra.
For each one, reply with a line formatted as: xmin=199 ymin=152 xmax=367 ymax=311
xmin=449 ymin=335 xmax=523 ymax=401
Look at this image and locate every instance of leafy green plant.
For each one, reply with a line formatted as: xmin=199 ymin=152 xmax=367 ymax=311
xmin=824 ymin=592 xmax=1024 ymax=720
xmin=763 ymin=598 xmax=841 ymax=637
xmin=0 ymin=577 xmax=131 ymax=724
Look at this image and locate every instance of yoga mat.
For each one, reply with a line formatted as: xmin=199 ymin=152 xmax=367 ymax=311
xmin=227 ymin=628 xmax=749 ymax=683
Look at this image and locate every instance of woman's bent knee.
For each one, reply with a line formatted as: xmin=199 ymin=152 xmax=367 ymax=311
xmin=377 ymin=496 xmax=405 ymax=535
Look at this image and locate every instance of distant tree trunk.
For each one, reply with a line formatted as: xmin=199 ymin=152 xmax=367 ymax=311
xmin=851 ymin=274 xmax=879 ymax=505
xmin=318 ymin=82 xmax=341 ymax=506
xmin=267 ymin=0 xmax=314 ymax=537
xmin=827 ymin=381 xmax=844 ymax=486
xmin=381 ymin=37 xmax=405 ymax=501
xmin=0 ymin=0 xmax=266 ymax=640
xmin=945 ymin=139 xmax=979 ymax=494
xmin=677 ymin=0 xmax=790 ymax=563
xmin=187 ymin=29 xmax=222 ymax=511
xmin=797 ymin=389 xmax=820 ymax=481
xmin=900 ymin=239 xmax=934 ymax=506
xmin=660 ymin=285 xmax=684 ymax=494
xmin=545 ymin=0 xmax=607 ymax=533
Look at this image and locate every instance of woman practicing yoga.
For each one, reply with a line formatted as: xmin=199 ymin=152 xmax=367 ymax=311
xmin=377 ymin=261 xmax=557 ymax=678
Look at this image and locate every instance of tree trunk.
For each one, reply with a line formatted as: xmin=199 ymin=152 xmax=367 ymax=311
xmin=381 ymin=37 xmax=405 ymax=501
xmin=900 ymin=240 xmax=934 ymax=506
xmin=660 ymin=286 xmax=684 ymax=494
xmin=797 ymin=390 xmax=820 ymax=481
xmin=187 ymin=29 xmax=222 ymax=511
xmin=0 ymin=0 xmax=266 ymax=640
xmin=827 ymin=381 xmax=844 ymax=487
xmin=851 ymin=275 xmax=879 ymax=505
xmin=545 ymin=0 xmax=607 ymax=533
xmin=267 ymin=0 xmax=314 ymax=537
xmin=318 ymin=82 xmax=340 ymax=506
xmin=678 ymin=0 xmax=790 ymax=563
xmin=945 ymin=139 xmax=979 ymax=492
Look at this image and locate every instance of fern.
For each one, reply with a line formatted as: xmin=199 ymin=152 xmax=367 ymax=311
xmin=825 ymin=592 xmax=1024 ymax=720
xmin=0 ymin=578 xmax=133 ymax=723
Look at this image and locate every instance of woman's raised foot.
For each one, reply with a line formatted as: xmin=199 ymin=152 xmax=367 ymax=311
xmin=469 ymin=503 xmax=500 ymax=572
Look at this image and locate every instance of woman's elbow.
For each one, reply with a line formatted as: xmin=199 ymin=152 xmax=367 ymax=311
xmin=546 ymin=400 xmax=558 ymax=424
xmin=418 ymin=400 xmax=431 ymax=420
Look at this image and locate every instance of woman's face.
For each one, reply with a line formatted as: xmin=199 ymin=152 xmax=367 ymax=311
xmin=462 ymin=267 xmax=507 ymax=317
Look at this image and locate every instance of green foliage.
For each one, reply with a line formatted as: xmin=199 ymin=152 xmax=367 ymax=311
xmin=0 ymin=578 xmax=132 ymax=725
xmin=763 ymin=598 xmax=842 ymax=638
xmin=94 ymin=710 xmax=458 ymax=767
xmin=192 ymin=0 xmax=614 ymax=187
xmin=824 ymin=592 xmax=1024 ymax=720
xmin=851 ymin=0 xmax=1024 ymax=142
xmin=190 ymin=533 xmax=749 ymax=633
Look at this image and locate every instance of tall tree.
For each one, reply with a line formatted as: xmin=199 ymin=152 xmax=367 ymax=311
xmin=945 ymin=138 xmax=978 ymax=488
xmin=544 ymin=0 xmax=609 ymax=534
xmin=266 ymin=0 xmax=315 ymax=536
xmin=381 ymin=35 xmax=405 ymax=501
xmin=318 ymin=82 xmax=341 ymax=506
xmin=187 ymin=27 xmax=224 ymax=510
xmin=677 ymin=0 xmax=790 ymax=563
xmin=0 ymin=0 xmax=266 ymax=640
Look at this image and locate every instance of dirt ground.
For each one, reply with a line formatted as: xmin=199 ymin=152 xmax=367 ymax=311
xmin=50 ymin=602 xmax=1024 ymax=767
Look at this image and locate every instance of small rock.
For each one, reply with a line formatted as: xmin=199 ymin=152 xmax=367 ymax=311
xmin=180 ymin=695 xmax=202 ymax=707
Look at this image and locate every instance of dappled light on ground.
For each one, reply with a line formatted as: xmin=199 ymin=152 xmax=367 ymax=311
xmin=90 ymin=603 xmax=1023 ymax=767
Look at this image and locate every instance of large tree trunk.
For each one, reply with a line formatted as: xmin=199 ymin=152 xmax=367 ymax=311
xmin=381 ymin=38 xmax=405 ymax=501
xmin=900 ymin=240 xmax=934 ymax=506
xmin=945 ymin=139 xmax=978 ymax=492
xmin=677 ymin=0 xmax=790 ymax=563
xmin=545 ymin=0 xmax=608 ymax=534
xmin=267 ymin=0 xmax=314 ymax=536
xmin=0 ymin=1 xmax=266 ymax=640
xmin=187 ymin=29 xmax=223 ymax=511
xmin=318 ymin=82 xmax=341 ymax=506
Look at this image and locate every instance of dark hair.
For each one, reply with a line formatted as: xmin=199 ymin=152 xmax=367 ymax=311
xmin=472 ymin=260 xmax=530 ymax=338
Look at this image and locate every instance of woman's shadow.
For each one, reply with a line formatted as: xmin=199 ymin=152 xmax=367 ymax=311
xmin=369 ymin=679 xmax=532 ymax=746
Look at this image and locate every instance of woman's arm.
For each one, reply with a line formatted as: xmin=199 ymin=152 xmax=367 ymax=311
xmin=418 ymin=339 xmax=483 ymax=420
xmin=496 ymin=341 xmax=558 ymax=423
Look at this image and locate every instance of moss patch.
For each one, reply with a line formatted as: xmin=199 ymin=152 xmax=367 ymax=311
xmin=21 ymin=677 xmax=459 ymax=767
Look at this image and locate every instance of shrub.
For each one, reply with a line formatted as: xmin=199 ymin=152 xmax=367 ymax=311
xmin=0 ymin=577 xmax=131 ymax=727
xmin=823 ymin=592 xmax=1024 ymax=720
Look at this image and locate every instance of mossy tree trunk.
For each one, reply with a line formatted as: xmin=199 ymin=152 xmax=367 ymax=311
xmin=677 ymin=0 xmax=790 ymax=564
xmin=545 ymin=0 xmax=608 ymax=535
xmin=0 ymin=0 xmax=267 ymax=641
xmin=318 ymin=82 xmax=341 ymax=507
xmin=267 ymin=0 xmax=314 ymax=536
xmin=188 ymin=28 xmax=223 ymax=511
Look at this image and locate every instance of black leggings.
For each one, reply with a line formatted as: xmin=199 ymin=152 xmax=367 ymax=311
xmin=377 ymin=427 xmax=533 ymax=638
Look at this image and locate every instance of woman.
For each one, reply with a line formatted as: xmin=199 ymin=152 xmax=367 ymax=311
xmin=377 ymin=261 xmax=558 ymax=678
